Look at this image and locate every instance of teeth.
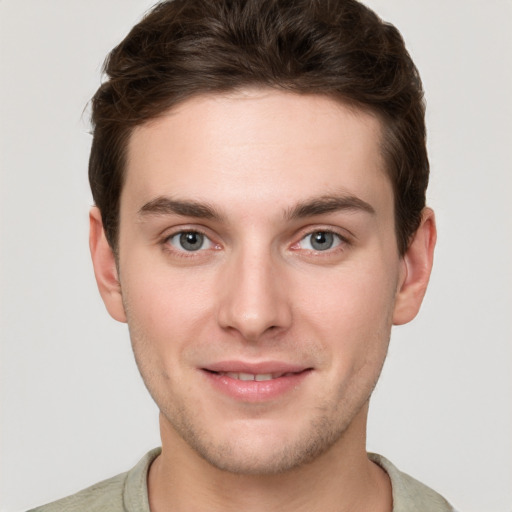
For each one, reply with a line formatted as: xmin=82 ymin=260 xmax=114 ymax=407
xmin=255 ymin=374 xmax=273 ymax=381
xmin=219 ymin=372 xmax=284 ymax=381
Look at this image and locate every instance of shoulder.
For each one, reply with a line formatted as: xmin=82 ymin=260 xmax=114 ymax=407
xmin=28 ymin=448 xmax=161 ymax=512
xmin=368 ymin=453 xmax=455 ymax=512
xmin=27 ymin=472 xmax=127 ymax=512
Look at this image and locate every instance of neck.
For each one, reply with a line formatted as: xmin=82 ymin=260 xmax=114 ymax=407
xmin=148 ymin=406 xmax=392 ymax=512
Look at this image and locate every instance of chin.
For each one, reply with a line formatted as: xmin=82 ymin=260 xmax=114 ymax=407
xmin=169 ymin=412 xmax=352 ymax=476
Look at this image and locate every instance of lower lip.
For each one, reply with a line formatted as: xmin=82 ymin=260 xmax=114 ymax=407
xmin=202 ymin=370 xmax=311 ymax=402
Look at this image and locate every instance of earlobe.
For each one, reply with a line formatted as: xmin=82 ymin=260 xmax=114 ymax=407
xmin=89 ymin=207 xmax=127 ymax=323
xmin=393 ymin=208 xmax=437 ymax=325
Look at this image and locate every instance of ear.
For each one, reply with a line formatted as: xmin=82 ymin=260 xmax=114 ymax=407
xmin=89 ymin=207 xmax=127 ymax=323
xmin=393 ymin=208 xmax=437 ymax=325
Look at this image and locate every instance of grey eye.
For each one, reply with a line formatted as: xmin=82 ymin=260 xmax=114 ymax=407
xmin=180 ymin=232 xmax=204 ymax=251
xmin=169 ymin=231 xmax=211 ymax=251
xmin=310 ymin=232 xmax=334 ymax=250
xmin=299 ymin=231 xmax=341 ymax=251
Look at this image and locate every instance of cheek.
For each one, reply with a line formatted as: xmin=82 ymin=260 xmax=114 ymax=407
xmin=295 ymin=260 xmax=398 ymax=353
xmin=120 ymin=262 xmax=217 ymax=352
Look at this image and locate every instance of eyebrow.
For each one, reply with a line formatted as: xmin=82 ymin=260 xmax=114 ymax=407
xmin=138 ymin=197 xmax=223 ymax=220
xmin=138 ymin=193 xmax=375 ymax=222
xmin=285 ymin=194 xmax=376 ymax=220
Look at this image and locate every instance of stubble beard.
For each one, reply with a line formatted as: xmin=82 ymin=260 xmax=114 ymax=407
xmin=138 ymin=350 xmax=388 ymax=476
xmin=160 ymin=395 xmax=368 ymax=475
xmin=124 ymin=300 xmax=391 ymax=476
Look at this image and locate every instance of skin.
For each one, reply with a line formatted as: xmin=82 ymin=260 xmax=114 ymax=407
xmin=90 ymin=89 xmax=436 ymax=512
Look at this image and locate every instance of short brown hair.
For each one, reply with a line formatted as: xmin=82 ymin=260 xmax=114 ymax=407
xmin=89 ymin=0 xmax=428 ymax=255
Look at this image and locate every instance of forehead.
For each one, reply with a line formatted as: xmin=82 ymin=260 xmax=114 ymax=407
xmin=123 ymin=89 xmax=391 ymax=217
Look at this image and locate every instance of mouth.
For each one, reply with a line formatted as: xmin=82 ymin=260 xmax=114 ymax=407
xmin=201 ymin=364 xmax=313 ymax=402
xmin=205 ymin=370 xmax=301 ymax=381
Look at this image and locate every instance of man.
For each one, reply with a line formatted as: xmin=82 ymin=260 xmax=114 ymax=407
xmin=31 ymin=0 xmax=454 ymax=510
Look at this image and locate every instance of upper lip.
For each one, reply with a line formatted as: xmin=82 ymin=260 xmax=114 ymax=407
xmin=202 ymin=361 xmax=311 ymax=375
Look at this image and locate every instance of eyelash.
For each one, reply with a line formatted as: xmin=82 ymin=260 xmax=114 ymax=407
xmin=293 ymin=229 xmax=350 ymax=254
xmin=162 ymin=228 xmax=219 ymax=258
xmin=160 ymin=227 xmax=351 ymax=258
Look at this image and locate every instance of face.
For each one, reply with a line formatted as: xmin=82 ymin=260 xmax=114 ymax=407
xmin=103 ymin=90 xmax=411 ymax=474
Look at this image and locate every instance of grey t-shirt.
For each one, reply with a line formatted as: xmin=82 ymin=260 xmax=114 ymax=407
xmin=29 ymin=448 xmax=454 ymax=512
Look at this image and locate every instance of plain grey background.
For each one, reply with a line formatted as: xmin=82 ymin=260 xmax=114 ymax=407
xmin=1 ymin=1 xmax=511 ymax=511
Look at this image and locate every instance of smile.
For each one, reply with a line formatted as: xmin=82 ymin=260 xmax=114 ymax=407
xmin=202 ymin=365 xmax=312 ymax=402
xmin=215 ymin=371 xmax=297 ymax=381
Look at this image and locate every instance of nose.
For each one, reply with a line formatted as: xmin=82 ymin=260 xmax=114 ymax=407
xmin=216 ymin=247 xmax=292 ymax=342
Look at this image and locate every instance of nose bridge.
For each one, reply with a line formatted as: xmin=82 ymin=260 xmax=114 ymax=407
xmin=217 ymin=241 xmax=291 ymax=340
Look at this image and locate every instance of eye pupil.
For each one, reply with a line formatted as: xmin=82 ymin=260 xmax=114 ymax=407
xmin=180 ymin=232 xmax=204 ymax=251
xmin=311 ymin=231 xmax=334 ymax=250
